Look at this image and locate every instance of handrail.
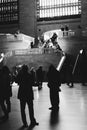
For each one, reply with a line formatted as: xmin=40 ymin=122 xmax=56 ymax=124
xmin=56 ymin=54 xmax=66 ymax=72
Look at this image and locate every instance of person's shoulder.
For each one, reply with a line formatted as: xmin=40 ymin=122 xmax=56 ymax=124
xmin=27 ymin=72 xmax=32 ymax=78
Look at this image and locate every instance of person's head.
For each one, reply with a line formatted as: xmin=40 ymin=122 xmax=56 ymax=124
xmin=2 ymin=66 xmax=10 ymax=74
xmin=80 ymin=48 xmax=86 ymax=55
xmin=39 ymin=66 xmax=42 ymax=70
xmin=49 ymin=64 xmax=55 ymax=72
xmin=22 ymin=64 xmax=28 ymax=73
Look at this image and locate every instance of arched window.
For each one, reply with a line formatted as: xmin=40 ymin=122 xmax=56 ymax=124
xmin=37 ymin=0 xmax=81 ymax=21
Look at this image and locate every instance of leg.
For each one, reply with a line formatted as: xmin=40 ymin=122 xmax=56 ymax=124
xmin=6 ymin=98 xmax=11 ymax=113
xmin=27 ymin=100 xmax=39 ymax=126
xmin=49 ymin=89 xmax=59 ymax=111
xmin=0 ymin=99 xmax=8 ymax=119
xmin=70 ymin=74 xmax=74 ymax=87
xmin=53 ymin=91 xmax=60 ymax=110
xmin=20 ymin=100 xmax=27 ymax=126
xmin=27 ymin=100 xmax=35 ymax=123
xmin=49 ymin=89 xmax=54 ymax=108
xmin=38 ymin=82 xmax=42 ymax=90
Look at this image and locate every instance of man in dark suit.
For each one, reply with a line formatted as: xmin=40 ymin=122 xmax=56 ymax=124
xmin=16 ymin=64 xmax=39 ymax=127
xmin=47 ymin=64 xmax=61 ymax=111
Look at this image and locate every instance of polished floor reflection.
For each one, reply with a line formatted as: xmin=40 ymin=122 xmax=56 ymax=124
xmin=0 ymin=83 xmax=87 ymax=130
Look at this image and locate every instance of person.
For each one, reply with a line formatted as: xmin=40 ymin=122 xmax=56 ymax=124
xmin=36 ymin=66 xmax=44 ymax=90
xmin=51 ymin=33 xmax=63 ymax=52
xmin=66 ymin=64 xmax=74 ymax=87
xmin=51 ymin=33 xmax=58 ymax=44
xmin=65 ymin=54 xmax=74 ymax=87
xmin=78 ymin=49 xmax=87 ymax=85
xmin=55 ymin=42 xmax=63 ymax=52
xmin=30 ymin=42 xmax=34 ymax=48
xmin=65 ymin=25 xmax=69 ymax=36
xmin=47 ymin=64 xmax=61 ymax=111
xmin=61 ymin=27 xmax=65 ymax=37
xmin=15 ymin=64 xmax=39 ymax=127
xmin=0 ymin=66 xmax=12 ymax=120
xmin=72 ymin=49 xmax=87 ymax=85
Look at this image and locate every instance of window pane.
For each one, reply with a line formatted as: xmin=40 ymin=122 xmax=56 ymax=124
xmin=37 ymin=0 xmax=81 ymax=19
xmin=0 ymin=0 xmax=18 ymax=23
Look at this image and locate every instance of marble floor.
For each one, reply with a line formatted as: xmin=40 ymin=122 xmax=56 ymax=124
xmin=0 ymin=83 xmax=87 ymax=130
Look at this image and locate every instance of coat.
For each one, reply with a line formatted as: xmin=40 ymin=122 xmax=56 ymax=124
xmin=16 ymin=71 xmax=34 ymax=101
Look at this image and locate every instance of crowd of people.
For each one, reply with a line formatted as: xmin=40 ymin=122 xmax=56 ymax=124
xmin=0 ymin=48 xmax=87 ymax=128
xmin=1 ymin=30 xmax=87 ymax=127
xmin=0 ymin=64 xmax=61 ymax=128
xmin=38 ymin=33 xmax=63 ymax=53
xmin=61 ymin=25 xmax=69 ymax=37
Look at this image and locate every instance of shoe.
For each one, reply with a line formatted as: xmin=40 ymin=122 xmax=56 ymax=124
xmin=1 ymin=115 xmax=9 ymax=121
xmin=69 ymin=84 xmax=74 ymax=88
xmin=38 ymin=86 xmax=42 ymax=90
xmin=7 ymin=108 xmax=11 ymax=113
xmin=59 ymin=88 xmax=61 ymax=92
xmin=49 ymin=107 xmax=53 ymax=110
xmin=4 ymin=115 xmax=9 ymax=120
xmin=30 ymin=121 xmax=39 ymax=127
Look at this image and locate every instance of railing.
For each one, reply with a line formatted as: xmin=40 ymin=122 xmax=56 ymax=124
xmin=56 ymin=55 xmax=66 ymax=72
xmin=2 ymin=47 xmax=64 ymax=67
xmin=14 ymin=48 xmax=43 ymax=55
xmin=11 ymin=48 xmax=63 ymax=56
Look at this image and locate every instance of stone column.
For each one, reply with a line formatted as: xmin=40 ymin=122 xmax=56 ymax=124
xmin=19 ymin=0 xmax=35 ymax=38
xmin=81 ymin=0 xmax=87 ymax=35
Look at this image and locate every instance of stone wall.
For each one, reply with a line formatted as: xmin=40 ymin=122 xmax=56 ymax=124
xmin=81 ymin=0 xmax=87 ymax=36
xmin=81 ymin=0 xmax=87 ymax=28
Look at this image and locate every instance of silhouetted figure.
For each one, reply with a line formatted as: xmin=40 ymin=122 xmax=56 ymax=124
xmin=36 ymin=66 xmax=44 ymax=90
xmin=66 ymin=64 xmax=74 ymax=87
xmin=72 ymin=49 xmax=87 ymax=85
xmin=65 ymin=25 xmax=69 ymax=36
xmin=47 ymin=64 xmax=61 ymax=111
xmin=50 ymin=33 xmax=62 ymax=52
xmin=79 ymin=49 xmax=87 ymax=85
xmin=61 ymin=27 xmax=65 ymax=37
xmin=51 ymin=33 xmax=58 ymax=43
xmin=55 ymin=42 xmax=62 ymax=52
xmin=65 ymin=54 xmax=74 ymax=87
xmin=0 ymin=66 xmax=12 ymax=121
xmin=30 ymin=42 xmax=34 ymax=48
xmin=15 ymin=65 xmax=39 ymax=127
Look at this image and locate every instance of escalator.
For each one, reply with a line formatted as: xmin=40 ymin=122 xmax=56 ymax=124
xmin=72 ymin=49 xmax=87 ymax=83
xmin=57 ymin=53 xmax=74 ymax=83
xmin=58 ymin=49 xmax=87 ymax=84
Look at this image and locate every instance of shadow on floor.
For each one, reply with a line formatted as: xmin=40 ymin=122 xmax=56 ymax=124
xmin=49 ymin=109 xmax=60 ymax=126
